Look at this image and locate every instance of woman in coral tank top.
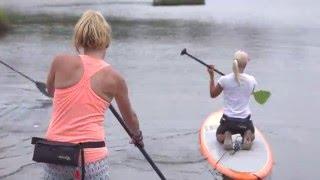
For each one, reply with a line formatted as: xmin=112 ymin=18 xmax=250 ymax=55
xmin=44 ymin=10 xmax=143 ymax=179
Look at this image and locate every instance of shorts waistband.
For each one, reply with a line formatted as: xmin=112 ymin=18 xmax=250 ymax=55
xmin=222 ymin=114 xmax=251 ymax=122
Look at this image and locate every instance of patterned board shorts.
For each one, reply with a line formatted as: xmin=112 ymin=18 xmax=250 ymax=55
xmin=43 ymin=156 xmax=109 ymax=180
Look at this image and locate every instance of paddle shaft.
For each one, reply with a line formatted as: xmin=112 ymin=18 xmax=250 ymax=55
xmin=183 ymin=52 xmax=225 ymax=76
xmin=0 ymin=60 xmax=36 ymax=83
xmin=109 ymin=105 xmax=166 ymax=180
xmin=0 ymin=60 xmax=166 ymax=180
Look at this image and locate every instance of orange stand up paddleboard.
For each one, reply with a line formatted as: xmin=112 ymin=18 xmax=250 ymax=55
xmin=199 ymin=110 xmax=273 ymax=179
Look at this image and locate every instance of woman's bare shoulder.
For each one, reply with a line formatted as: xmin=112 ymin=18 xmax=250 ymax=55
xmin=52 ymin=54 xmax=79 ymax=63
xmin=101 ymin=66 xmax=124 ymax=82
xmin=51 ymin=54 xmax=81 ymax=69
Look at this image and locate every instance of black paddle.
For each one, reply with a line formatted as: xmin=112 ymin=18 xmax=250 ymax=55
xmin=180 ymin=48 xmax=225 ymax=76
xmin=180 ymin=48 xmax=271 ymax=105
xmin=0 ymin=60 xmax=166 ymax=180
xmin=108 ymin=105 xmax=166 ymax=180
xmin=0 ymin=60 xmax=50 ymax=97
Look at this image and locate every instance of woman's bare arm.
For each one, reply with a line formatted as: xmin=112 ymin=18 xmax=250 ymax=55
xmin=46 ymin=56 xmax=59 ymax=96
xmin=209 ymin=79 xmax=223 ymax=98
xmin=208 ymin=65 xmax=223 ymax=98
xmin=113 ymin=75 xmax=142 ymax=146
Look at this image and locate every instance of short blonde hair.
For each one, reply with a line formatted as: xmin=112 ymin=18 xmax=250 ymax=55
xmin=73 ymin=10 xmax=111 ymax=52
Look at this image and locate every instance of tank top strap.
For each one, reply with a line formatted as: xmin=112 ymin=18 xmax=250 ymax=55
xmin=79 ymin=55 xmax=110 ymax=80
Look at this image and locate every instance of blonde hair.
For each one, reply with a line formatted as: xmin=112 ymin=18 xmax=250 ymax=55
xmin=73 ymin=10 xmax=112 ymax=53
xmin=232 ymin=50 xmax=249 ymax=85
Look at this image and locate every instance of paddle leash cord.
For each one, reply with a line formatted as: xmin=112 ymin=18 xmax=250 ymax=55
xmin=214 ymin=136 xmax=242 ymax=171
xmin=213 ymin=151 xmax=228 ymax=171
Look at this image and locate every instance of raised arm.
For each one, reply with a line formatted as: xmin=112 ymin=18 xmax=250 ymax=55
xmin=207 ymin=65 xmax=223 ymax=98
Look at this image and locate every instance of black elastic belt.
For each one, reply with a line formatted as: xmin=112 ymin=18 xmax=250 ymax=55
xmin=31 ymin=137 xmax=105 ymax=148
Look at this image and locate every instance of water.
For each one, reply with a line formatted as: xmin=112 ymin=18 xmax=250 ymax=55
xmin=0 ymin=0 xmax=320 ymax=179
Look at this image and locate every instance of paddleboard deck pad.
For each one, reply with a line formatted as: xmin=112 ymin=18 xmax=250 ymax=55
xmin=199 ymin=110 xmax=273 ymax=179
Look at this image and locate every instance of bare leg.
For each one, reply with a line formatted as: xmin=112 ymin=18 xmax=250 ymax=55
xmin=223 ymin=131 xmax=233 ymax=150
xmin=242 ymin=130 xmax=254 ymax=150
xmin=216 ymin=131 xmax=233 ymax=150
xmin=216 ymin=134 xmax=225 ymax=143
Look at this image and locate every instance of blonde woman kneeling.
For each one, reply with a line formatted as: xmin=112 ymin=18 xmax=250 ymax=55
xmin=207 ymin=51 xmax=256 ymax=150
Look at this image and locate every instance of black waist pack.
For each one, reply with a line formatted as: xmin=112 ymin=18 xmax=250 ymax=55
xmin=31 ymin=137 xmax=81 ymax=166
xmin=31 ymin=137 xmax=105 ymax=179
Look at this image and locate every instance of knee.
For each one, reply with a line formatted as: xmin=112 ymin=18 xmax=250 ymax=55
xmin=244 ymin=130 xmax=255 ymax=141
xmin=216 ymin=134 xmax=224 ymax=143
xmin=249 ymin=130 xmax=255 ymax=141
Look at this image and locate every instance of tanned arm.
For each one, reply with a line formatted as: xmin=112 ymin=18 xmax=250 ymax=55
xmin=114 ymin=74 xmax=143 ymax=146
xmin=46 ymin=56 xmax=59 ymax=97
xmin=208 ymin=65 xmax=223 ymax=98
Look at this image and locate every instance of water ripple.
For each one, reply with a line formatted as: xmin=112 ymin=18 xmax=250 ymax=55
xmin=0 ymin=163 xmax=37 ymax=179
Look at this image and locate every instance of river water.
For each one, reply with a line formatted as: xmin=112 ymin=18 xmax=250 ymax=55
xmin=0 ymin=0 xmax=319 ymax=179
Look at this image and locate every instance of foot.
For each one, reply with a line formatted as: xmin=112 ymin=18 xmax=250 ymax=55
xmin=242 ymin=130 xmax=253 ymax=150
xmin=223 ymin=131 xmax=233 ymax=150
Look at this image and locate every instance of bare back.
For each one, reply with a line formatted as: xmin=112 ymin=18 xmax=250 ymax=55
xmin=48 ymin=54 xmax=118 ymax=103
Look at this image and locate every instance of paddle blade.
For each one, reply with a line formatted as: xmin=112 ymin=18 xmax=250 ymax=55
xmin=253 ymin=90 xmax=271 ymax=105
xmin=35 ymin=81 xmax=52 ymax=98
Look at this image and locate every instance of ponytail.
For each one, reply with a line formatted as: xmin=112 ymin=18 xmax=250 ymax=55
xmin=233 ymin=50 xmax=249 ymax=86
xmin=233 ymin=59 xmax=241 ymax=86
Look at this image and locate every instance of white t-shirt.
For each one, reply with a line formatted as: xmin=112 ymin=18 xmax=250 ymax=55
xmin=217 ymin=73 xmax=257 ymax=118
